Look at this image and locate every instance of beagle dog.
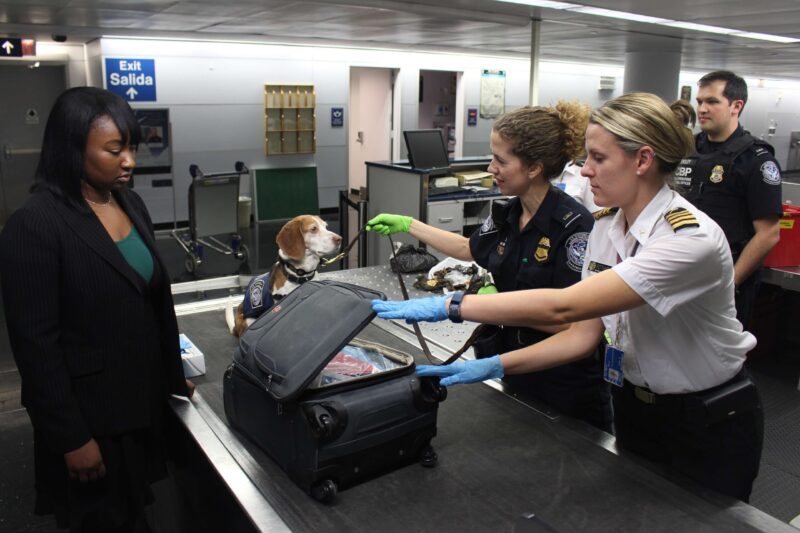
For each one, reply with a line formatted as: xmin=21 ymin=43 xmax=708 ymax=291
xmin=226 ymin=215 xmax=341 ymax=337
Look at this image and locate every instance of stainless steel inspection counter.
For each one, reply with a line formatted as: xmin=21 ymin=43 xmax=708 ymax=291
xmin=168 ymin=266 xmax=793 ymax=533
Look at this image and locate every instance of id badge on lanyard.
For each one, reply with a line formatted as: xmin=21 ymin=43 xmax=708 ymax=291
xmin=604 ymin=344 xmax=624 ymax=387
xmin=604 ymin=316 xmax=624 ymax=387
xmin=603 ymin=241 xmax=639 ymax=387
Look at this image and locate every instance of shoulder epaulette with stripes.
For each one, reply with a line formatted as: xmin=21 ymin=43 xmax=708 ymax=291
xmin=592 ymin=207 xmax=618 ymax=220
xmin=664 ymin=207 xmax=699 ymax=231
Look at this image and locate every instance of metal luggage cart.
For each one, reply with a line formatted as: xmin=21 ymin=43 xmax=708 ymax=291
xmin=172 ymin=161 xmax=250 ymax=274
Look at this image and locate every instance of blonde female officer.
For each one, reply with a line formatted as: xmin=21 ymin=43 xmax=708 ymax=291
xmin=373 ymin=93 xmax=763 ymax=502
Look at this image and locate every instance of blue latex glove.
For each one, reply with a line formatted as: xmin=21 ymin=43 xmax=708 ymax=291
xmin=416 ymin=355 xmax=504 ymax=386
xmin=371 ymin=296 xmax=448 ymax=323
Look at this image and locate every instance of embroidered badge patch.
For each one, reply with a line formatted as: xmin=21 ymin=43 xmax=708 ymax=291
xmin=588 ymin=261 xmax=611 ymax=273
xmin=710 ymin=164 xmax=724 ymax=184
xmin=480 ymin=215 xmax=496 ymax=235
xmin=534 ymin=237 xmax=551 ymax=262
xmin=761 ymin=161 xmax=781 ymax=185
xmin=249 ymin=278 xmax=265 ymax=309
xmin=566 ymin=232 xmax=589 ymax=272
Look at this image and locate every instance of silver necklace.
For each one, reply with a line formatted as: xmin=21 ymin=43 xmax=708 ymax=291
xmin=84 ymin=195 xmax=112 ymax=207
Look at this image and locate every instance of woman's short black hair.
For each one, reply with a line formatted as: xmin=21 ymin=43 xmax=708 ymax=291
xmin=33 ymin=87 xmax=140 ymax=208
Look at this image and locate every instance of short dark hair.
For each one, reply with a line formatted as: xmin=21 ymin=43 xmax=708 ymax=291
xmin=698 ymin=70 xmax=748 ymax=114
xmin=33 ymin=87 xmax=140 ymax=209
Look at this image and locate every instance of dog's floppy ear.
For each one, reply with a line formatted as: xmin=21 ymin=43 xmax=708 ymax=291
xmin=276 ymin=217 xmax=306 ymax=260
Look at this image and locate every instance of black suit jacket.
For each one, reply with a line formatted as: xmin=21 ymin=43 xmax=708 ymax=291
xmin=0 ymin=189 xmax=187 ymax=455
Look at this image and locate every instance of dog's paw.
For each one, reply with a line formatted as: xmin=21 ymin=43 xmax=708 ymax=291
xmin=224 ymin=303 xmax=237 ymax=335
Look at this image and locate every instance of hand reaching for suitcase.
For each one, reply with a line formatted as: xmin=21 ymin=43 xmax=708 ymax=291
xmin=371 ymin=296 xmax=449 ymax=323
xmin=416 ymin=355 xmax=504 ymax=386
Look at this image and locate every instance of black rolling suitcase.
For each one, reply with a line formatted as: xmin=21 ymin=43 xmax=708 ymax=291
xmin=223 ymin=280 xmax=446 ymax=503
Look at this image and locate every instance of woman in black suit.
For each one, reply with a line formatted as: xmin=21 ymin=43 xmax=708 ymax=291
xmin=0 ymin=87 xmax=193 ymax=532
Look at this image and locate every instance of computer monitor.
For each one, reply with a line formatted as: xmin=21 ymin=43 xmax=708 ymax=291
xmin=403 ymin=129 xmax=450 ymax=171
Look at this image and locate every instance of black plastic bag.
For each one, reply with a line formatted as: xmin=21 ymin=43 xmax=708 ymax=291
xmin=389 ymin=244 xmax=439 ymax=273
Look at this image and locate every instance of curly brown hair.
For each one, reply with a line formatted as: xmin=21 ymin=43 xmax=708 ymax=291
xmin=492 ymin=100 xmax=590 ymax=179
xmin=670 ymin=99 xmax=696 ymax=128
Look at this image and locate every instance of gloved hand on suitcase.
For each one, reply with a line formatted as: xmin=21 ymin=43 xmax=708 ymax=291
xmin=366 ymin=213 xmax=413 ymax=235
xmin=416 ymin=355 xmax=504 ymax=386
xmin=372 ymin=296 xmax=448 ymax=323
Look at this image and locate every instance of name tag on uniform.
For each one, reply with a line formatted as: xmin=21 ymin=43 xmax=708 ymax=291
xmin=603 ymin=345 xmax=624 ymax=387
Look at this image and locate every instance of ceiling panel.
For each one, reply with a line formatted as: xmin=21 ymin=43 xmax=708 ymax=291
xmin=0 ymin=0 xmax=799 ymax=79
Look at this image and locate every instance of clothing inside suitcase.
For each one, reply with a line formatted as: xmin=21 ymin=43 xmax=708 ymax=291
xmin=308 ymin=339 xmax=411 ymax=389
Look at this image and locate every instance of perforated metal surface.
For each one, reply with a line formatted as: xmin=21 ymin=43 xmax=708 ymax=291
xmin=319 ymin=265 xmax=478 ymax=360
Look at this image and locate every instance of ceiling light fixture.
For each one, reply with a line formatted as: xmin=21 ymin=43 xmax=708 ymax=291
xmin=496 ymin=0 xmax=800 ymax=43
xmin=568 ymin=6 xmax=669 ymax=25
xmin=661 ymin=21 xmax=735 ymax=35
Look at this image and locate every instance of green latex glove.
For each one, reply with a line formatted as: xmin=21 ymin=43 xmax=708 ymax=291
xmin=477 ymin=284 xmax=498 ymax=295
xmin=366 ymin=213 xmax=413 ymax=235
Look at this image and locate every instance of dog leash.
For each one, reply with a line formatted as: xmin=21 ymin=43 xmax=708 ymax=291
xmin=387 ymin=235 xmax=481 ymax=366
xmin=320 ymin=226 xmax=368 ymax=267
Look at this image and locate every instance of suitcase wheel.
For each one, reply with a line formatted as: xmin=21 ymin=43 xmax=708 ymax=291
xmin=310 ymin=479 xmax=338 ymax=504
xmin=419 ymin=445 xmax=438 ymax=468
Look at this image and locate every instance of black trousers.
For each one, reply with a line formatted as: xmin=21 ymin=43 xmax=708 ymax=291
xmin=612 ymin=371 xmax=764 ymax=502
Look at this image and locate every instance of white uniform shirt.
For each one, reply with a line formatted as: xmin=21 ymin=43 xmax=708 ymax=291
xmin=552 ymin=163 xmax=600 ymax=213
xmin=581 ymin=185 xmax=755 ymax=394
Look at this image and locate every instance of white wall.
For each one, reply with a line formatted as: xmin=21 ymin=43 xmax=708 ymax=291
xmin=63 ymin=37 xmax=800 ymax=222
xmin=88 ymin=38 xmax=543 ymax=222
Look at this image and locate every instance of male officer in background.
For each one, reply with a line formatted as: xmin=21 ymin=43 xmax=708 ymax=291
xmin=673 ymin=70 xmax=782 ymax=328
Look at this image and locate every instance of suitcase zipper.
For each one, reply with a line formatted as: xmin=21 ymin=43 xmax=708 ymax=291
xmin=232 ymin=360 xmax=274 ymax=393
xmin=231 ymin=362 xmax=287 ymax=414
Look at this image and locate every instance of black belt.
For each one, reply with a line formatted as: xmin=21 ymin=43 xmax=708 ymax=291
xmin=623 ymin=368 xmax=748 ymax=406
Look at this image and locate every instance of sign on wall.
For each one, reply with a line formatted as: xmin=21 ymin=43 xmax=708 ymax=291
xmin=133 ymin=108 xmax=171 ymax=174
xmin=467 ymin=108 xmax=478 ymax=126
xmin=0 ymin=37 xmax=22 ymax=57
xmin=480 ymin=69 xmax=506 ymax=119
xmin=105 ymin=58 xmax=157 ymax=102
xmin=331 ymin=107 xmax=344 ymax=127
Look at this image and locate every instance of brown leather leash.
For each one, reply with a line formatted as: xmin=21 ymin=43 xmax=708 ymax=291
xmin=387 ymin=235 xmax=480 ymax=366
xmin=320 ymin=226 xmax=367 ymax=267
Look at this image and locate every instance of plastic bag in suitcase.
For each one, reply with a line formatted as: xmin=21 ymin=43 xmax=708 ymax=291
xmin=223 ymin=280 xmax=447 ymax=503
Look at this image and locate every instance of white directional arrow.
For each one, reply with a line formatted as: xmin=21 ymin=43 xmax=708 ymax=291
xmin=1 ymin=41 xmax=13 ymax=55
xmin=126 ymin=87 xmax=138 ymax=100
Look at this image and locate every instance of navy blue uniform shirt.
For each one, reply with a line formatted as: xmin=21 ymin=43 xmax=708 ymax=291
xmin=469 ymin=187 xmax=593 ymax=300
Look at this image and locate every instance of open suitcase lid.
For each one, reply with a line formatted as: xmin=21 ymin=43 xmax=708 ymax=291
xmin=239 ymin=280 xmax=386 ymax=402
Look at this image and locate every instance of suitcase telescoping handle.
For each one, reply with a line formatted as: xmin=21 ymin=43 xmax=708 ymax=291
xmin=387 ymin=236 xmax=479 ymax=367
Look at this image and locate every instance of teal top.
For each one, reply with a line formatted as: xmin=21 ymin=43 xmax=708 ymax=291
xmin=115 ymin=226 xmax=154 ymax=283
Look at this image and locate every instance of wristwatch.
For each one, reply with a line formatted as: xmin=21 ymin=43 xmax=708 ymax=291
xmin=448 ymin=291 xmax=465 ymax=323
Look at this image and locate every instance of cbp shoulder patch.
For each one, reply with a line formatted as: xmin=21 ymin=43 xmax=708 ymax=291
xmin=592 ymin=207 xmax=618 ymax=220
xmin=243 ymin=273 xmax=272 ymax=318
xmin=566 ymin=232 xmax=589 ymax=272
xmin=479 ymin=215 xmax=496 ymax=235
xmin=761 ymin=160 xmax=781 ymax=185
xmin=664 ymin=207 xmax=699 ymax=232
